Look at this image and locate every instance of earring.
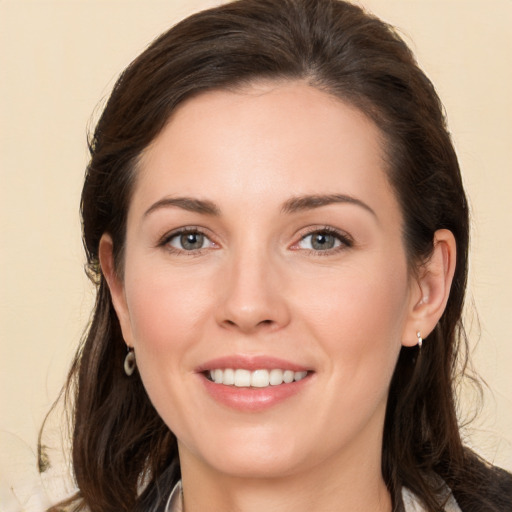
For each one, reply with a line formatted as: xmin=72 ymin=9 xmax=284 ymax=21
xmin=124 ymin=348 xmax=136 ymax=376
xmin=416 ymin=331 xmax=423 ymax=349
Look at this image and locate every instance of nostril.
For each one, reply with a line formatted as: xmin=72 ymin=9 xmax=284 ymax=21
xmin=221 ymin=318 xmax=274 ymax=330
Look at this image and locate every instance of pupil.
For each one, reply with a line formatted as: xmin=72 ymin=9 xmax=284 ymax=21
xmin=312 ymin=233 xmax=334 ymax=250
xmin=181 ymin=233 xmax=203 ymax=250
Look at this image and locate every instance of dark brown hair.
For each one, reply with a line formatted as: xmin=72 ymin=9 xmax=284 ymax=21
xmin=43 ymin=0 xmax=511 ymax=510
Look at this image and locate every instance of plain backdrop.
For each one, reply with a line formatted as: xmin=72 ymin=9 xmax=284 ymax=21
xmin=1 ymin=0 xmax=511 ymax=504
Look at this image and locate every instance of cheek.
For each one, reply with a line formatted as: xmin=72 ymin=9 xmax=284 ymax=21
xmin=297 ymin=256 xmax=410 ymax=380
xmin=122 ymin=261 xmax=215 ymax=390
xmin=121 ymin=265 xmax=217 ymax=434
xmin=286 ymin=258 xmax=410 ymax=455
xmin=125 ymin=259 xmax=206 ymax=336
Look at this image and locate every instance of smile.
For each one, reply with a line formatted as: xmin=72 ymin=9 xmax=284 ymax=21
xmin=207 ymin=368 xmax=309 ymax=387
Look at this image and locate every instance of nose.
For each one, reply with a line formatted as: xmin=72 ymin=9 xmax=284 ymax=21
xmin=215 ymin=248 xmax=291 ymax=334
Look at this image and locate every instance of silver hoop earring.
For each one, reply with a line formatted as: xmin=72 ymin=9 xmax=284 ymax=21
xmin=416 ymin=331 xmax=423 ymax=349
xmin=124 ymin=349 xmax=136 ymax=376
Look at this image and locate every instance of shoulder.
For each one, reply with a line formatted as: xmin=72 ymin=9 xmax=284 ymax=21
xmin=402 ymin=485 xmax=461 ymax=512
xmin=402 ymin=460 xmax=512 ymax=512
xmin=451 ymin=454 xmax=512 ymax=512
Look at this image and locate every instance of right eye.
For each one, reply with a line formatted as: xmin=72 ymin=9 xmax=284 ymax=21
xmin=165 ymin=230 xmax=215 ymax=252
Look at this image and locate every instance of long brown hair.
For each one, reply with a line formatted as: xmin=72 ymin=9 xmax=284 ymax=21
xmin=43 ymin=1 xmax=510 ymax=510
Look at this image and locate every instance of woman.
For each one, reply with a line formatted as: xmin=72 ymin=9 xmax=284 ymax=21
xmin=44 ymin=0 xmax=511 ymax=510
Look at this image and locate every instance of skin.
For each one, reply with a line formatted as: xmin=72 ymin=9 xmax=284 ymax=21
xmin=100 ymin=81 xmax=456 ymax=512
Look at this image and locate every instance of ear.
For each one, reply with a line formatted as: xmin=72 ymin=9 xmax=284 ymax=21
xmin=402 ymin=229 xmax=457 ymax=347
xmin=98 ymin=234 xmax=134 ymax=348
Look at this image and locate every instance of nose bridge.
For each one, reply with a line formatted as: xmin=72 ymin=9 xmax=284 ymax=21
xmin=217 ymin=236 xmax=289 ymax=333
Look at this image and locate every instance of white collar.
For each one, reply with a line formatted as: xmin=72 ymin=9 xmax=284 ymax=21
xmin=402 ymin=485 xmax=461 ymax=512
xmin=164 ymin=479 xmax=183 ymax=512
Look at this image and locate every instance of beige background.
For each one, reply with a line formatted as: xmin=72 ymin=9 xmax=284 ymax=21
xmin=1 ymin=0 xmax=511 ymax=500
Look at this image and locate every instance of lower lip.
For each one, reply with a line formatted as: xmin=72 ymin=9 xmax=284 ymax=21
xmin=200 ymin=374 xmax=312 ymax=412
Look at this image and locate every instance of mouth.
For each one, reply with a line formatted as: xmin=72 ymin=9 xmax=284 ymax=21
xmin=197 ymin=356 xmax=313 ymax=411
xmin=205 ymin=368 xmax=309 ymax=388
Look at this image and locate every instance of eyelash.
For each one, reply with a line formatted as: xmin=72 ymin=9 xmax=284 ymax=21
xmin=291 ymin=226 xmax=353 ymax=256
xmin=158 ymin=227 xmax=217 ymax=256
xmin=158 ymin=226 xmax=353 ymax=256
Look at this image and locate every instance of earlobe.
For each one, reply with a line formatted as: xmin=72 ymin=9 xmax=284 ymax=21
xmin=403 ymin=229 xmax=456 ymax=347
xmin=98 ymin=234 xmax=134 ymax=347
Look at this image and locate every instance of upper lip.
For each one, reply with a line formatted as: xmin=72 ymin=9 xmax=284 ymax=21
xmin=195 ymin=355 xmax=311 ymax=373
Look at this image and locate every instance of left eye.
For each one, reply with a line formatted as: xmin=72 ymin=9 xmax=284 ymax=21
xmin=297 ymin=231 xmax=343 ymax=251
xmin=168 ymin=231 xmax=213 ymax=251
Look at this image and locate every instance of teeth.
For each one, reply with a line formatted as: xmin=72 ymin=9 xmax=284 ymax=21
xmin=269 ymin=369 xmax=284 ymax=385
xmin=283 ymin=370 xmax=294 ymax=383
xmin=208 ymin=369 xmax=308 ymax=387
xmin=234 ymin=369 xmax=251 ymax=387
xmin=223 ymin=368 xmax=235 ymax=385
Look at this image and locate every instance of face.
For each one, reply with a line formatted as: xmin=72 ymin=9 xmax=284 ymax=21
xmin=106 ymin=82 xmax=422 ymax=481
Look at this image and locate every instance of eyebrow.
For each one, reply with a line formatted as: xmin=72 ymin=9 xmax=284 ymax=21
xmin=143 ymin=193 xmax=376 ymax=219
xmin=281 ymin=194 xmax=376 ymax=217
xmin=144 ymin=197 xmax=221 ymax=217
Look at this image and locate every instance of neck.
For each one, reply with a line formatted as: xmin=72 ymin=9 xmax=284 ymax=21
xmin=178 ymin=436 xmax=392 ymax=512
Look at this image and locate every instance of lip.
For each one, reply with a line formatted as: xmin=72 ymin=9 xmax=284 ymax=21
xmin=195 ymin=355 xmax=310 ymax=373
xmin=196 ymin=355 xmax=313 ymax=412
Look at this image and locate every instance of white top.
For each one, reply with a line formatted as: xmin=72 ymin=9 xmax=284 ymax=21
xmin=402 ymin=486 xmax=461 ymax=512
xmin=165 ymin=481 xmax=463 ymax=512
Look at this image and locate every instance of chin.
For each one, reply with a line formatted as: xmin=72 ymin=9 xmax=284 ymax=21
xmin=207 ymin=451 xmax=307 ymax=480
xmin=179 ymin=425 xmax=315 ymax=479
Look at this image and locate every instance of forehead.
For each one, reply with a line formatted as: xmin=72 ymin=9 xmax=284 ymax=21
xmin=134 ymin=81 xmax=398 ymax=222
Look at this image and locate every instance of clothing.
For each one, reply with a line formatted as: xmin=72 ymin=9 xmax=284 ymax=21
xmin=165 ymin=480 xmax=183 ymax=512
xmin=164 ymin=481 xmax=463 ymax=512
xmin=402 ymin=486 xmax=461 ymax=512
